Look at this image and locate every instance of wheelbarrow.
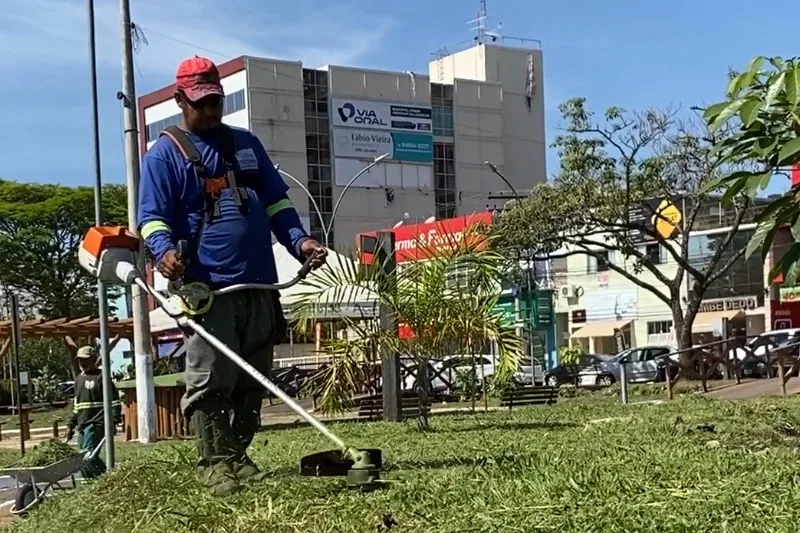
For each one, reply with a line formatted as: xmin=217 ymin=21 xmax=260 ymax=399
xmin=0 ymin=436 xmax=106 ymax=515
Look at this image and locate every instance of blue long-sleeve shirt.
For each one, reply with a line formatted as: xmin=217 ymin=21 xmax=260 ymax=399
xmin=138 ymin=126 xmax=309 ymax=287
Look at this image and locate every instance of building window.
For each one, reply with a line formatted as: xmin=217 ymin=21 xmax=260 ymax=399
xmin=146 ymin=114 xmax=181 ymax=143
xmin=687 ymin=229 xmax=764 ymax=301
xmin=431 ymin=83 xmax=454 ymax=137
xmin=434 ymin=142 xmax=456 ymax=219
xmin=647 ymin=321 xmax=673 ymax=335
xmin=303 ymin=69 xmax=332 ymax=245
xmin=587 ymin=251 xmax=610 ymax=273
xmin=145 ymin=89 xmax=247 ymax=143
xmin=222 ymin=89 xmax=246 ymax=115
xmin=644 ymin=243 xmax=664 ymax=265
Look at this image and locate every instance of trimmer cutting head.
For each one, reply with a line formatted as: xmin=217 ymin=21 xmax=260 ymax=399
xmin=300 ymin=448 xmax=384 ymax=490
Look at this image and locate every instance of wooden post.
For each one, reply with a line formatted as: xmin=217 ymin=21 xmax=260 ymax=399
xmin=20 ymin=410 xmax=30 ymax=442
xmin=376 ymin=231 xmax=401 ymax=422
xmin=52 ymin=419 xmax=61 ymax=438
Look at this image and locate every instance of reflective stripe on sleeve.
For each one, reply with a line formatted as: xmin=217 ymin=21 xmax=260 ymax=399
xmin=266 ymin=199 xmax=293 ymax=217
xmin=141 ymin=220 xmax=172 ymax=239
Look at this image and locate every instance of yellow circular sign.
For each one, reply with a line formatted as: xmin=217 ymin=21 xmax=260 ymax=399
xmin=651 ymin=199 xmax=682 ymax=240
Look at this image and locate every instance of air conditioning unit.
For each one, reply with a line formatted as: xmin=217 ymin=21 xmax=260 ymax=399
xmin=560 ymin=286 xmax=571 ymax=297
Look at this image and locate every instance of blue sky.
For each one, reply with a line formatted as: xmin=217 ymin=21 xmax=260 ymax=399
xmin=0 ymin=0 xmax=796 ymax=194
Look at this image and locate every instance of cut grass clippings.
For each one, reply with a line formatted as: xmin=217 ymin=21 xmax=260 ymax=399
xmin=9 ymin=396 xmax=800 ymax=532
xmin=16 ymin=439 xmax=79 ymax=467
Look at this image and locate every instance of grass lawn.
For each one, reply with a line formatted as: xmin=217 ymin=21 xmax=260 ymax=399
xmin=0 ymin=406 xmax=73 ymax=432
xmin=8 ymin=395 xmax=800 ymax=532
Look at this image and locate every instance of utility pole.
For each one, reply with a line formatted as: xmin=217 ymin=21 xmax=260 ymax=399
xmin=376 ymin=231 xmax=401 ymax=422
xmin=88 ymin=0 xmax=115 ymax=468
xmin=119 ymin=0 xmax=157 ymax=444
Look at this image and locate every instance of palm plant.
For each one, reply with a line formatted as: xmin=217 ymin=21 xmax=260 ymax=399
xmin=291 ymin=222 xmax=523 ymax=430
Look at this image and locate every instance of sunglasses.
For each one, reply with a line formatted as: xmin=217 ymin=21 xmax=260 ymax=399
xmin=184 ymin=93 xmax=224 ymax=109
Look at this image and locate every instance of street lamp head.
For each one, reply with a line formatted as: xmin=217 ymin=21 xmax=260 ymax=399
xmin=484 ymin=161 xmax=497 ymax=171
xmin=374 ymin=153 xmax=390 ymax=163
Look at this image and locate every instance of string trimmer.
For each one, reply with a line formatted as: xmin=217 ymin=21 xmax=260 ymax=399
xmin=77 ymin=226 xmax=384 ymax=489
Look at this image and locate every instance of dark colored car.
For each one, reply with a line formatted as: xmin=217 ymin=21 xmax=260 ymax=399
xmin=544 ymin=354 xmax=611 ymax=388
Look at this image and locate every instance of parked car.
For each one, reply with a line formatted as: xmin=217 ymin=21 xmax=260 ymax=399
xmin=578 ymin=345 xmax=675 ymax=388
xmin=543 ymin=354 xmax=612 ymax=388
xmin=403 ymin=355 xmax=497 ymax=394
xmin=727 ymin=329 xmax=800 ymax=377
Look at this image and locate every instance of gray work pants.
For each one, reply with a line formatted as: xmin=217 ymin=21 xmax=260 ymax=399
xmin=181 ymin=289 xmax=279 ymax=415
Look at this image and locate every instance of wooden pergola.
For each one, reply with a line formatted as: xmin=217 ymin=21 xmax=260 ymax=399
xmin=0 ymin=315 xmax=140 ymax=371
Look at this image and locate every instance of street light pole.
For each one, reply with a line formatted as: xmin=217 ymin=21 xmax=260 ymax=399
xmin=275 ymin=165 xmax=325 ymax=239
xmin=328 ymin=153 xmax=390 ymax=248
xmin=484 ymin=161 xmax=537 ymax=385
xmin=87 ymin=0 xmax=115 ymax=468
xmin=277 ymin=153 xmax=390 ymax=248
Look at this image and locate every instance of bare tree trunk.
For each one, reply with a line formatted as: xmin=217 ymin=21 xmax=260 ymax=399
xmin=674 ymin=295 xmax=702 ymax=379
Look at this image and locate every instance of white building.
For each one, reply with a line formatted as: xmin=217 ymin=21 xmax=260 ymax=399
xmin=551 ymin=199 xmax=772 ymax=354
xmin=137 ymin=42 xmax=546 ymax=249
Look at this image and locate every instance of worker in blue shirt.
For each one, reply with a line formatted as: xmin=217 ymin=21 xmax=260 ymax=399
xmin=138 ymin=56 xmax=326 ymax=496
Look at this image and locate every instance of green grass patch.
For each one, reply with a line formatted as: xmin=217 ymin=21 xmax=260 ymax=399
xmin=9 ymin=396 xmax=800 ymax=532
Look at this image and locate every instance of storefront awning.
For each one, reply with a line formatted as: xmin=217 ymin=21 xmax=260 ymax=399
xmin=693 ymin=310 xmax=743 ymax=334
xmin=571 ymin=320 xmax=631 ymax=339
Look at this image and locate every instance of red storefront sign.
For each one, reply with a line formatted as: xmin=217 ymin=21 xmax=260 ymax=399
xmin=770 ymin=299 xmax=800 ymax=330
xmin=358 ymin=212 xmax=493 ymax=265
xmin=357 ymin=212 xmax=494 ymax=338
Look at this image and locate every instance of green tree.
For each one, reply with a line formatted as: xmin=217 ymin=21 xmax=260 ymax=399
xmin=291 ymin=226 xmax=523 ymax=429
xmin=19 ymin=338 xmax=73 ymax=381
xmin=495 ymin=98 xmax=758 ymax=352
xmin=701 ymin=56 xmax=800 ymax=283
xmin=0 ymin=180 xmax=128 ymax=320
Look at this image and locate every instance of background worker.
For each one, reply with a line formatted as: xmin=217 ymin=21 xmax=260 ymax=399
xmin=66 ymin=345 xmax=121 ymax=479
xmin=138 ymin=56 xmax=326 ymax=496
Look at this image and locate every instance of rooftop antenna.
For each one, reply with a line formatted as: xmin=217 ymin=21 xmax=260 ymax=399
xmin=468 ymin=1 xmax=502 ymax=44
xmin=468 ymin=0 xmax=488 ymax=44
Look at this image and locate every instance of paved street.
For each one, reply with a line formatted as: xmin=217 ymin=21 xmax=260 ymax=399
xmin=704 ymin=377 xmax=800 ymax=400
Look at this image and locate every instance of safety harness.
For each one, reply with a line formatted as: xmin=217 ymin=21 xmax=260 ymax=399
xmin=159 ymin=124 xmax=252 ymax=222
xmin=158 ymin=125 xmax=255 ymax=315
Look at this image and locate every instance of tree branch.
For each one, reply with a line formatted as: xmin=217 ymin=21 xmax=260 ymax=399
xmin=550 ymin=245 xmax=672 ymax=305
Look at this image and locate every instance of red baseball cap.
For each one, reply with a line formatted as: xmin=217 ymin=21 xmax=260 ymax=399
xmin=175 ymin=56 xmax=224 ymax=101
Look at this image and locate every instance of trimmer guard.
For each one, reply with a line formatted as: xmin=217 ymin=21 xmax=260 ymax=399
xmin=299 ymin=448 xmax=383 ymax=477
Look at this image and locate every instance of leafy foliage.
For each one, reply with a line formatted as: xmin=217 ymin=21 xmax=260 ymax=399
xmin=0 ymin=180 xmax=128 ymax=320
xmin=291 ymin=223 xmax=523 ymax=425
xmin=20 ymin=338 xmax=73 ymax=381
xmin=559 ymin=345 xmax=584 ymax=365
xmin=494 ymin=98 xmax=756 ymax=349
xmin=702 ymin=56 xmax=800 ymax=284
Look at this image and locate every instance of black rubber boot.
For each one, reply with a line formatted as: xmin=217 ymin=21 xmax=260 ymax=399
xmin=192 ymin=399 xmax=241 ymax=496
xmin=231 ymin=391 xmax=269 ymax=482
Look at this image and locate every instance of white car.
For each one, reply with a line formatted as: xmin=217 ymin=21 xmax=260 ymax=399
xmin=403 ymin=355 xmax=497 ymax=393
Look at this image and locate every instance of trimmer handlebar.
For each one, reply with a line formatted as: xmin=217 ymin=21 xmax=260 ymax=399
xmin=172 ymin=239 xmax=318 ymax=294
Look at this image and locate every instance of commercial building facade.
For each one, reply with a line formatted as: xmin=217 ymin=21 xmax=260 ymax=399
xmin=138 ymin=42 xmax=546 ymax=251
xmin=552 ymin=198 xmax=776 ymax=354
